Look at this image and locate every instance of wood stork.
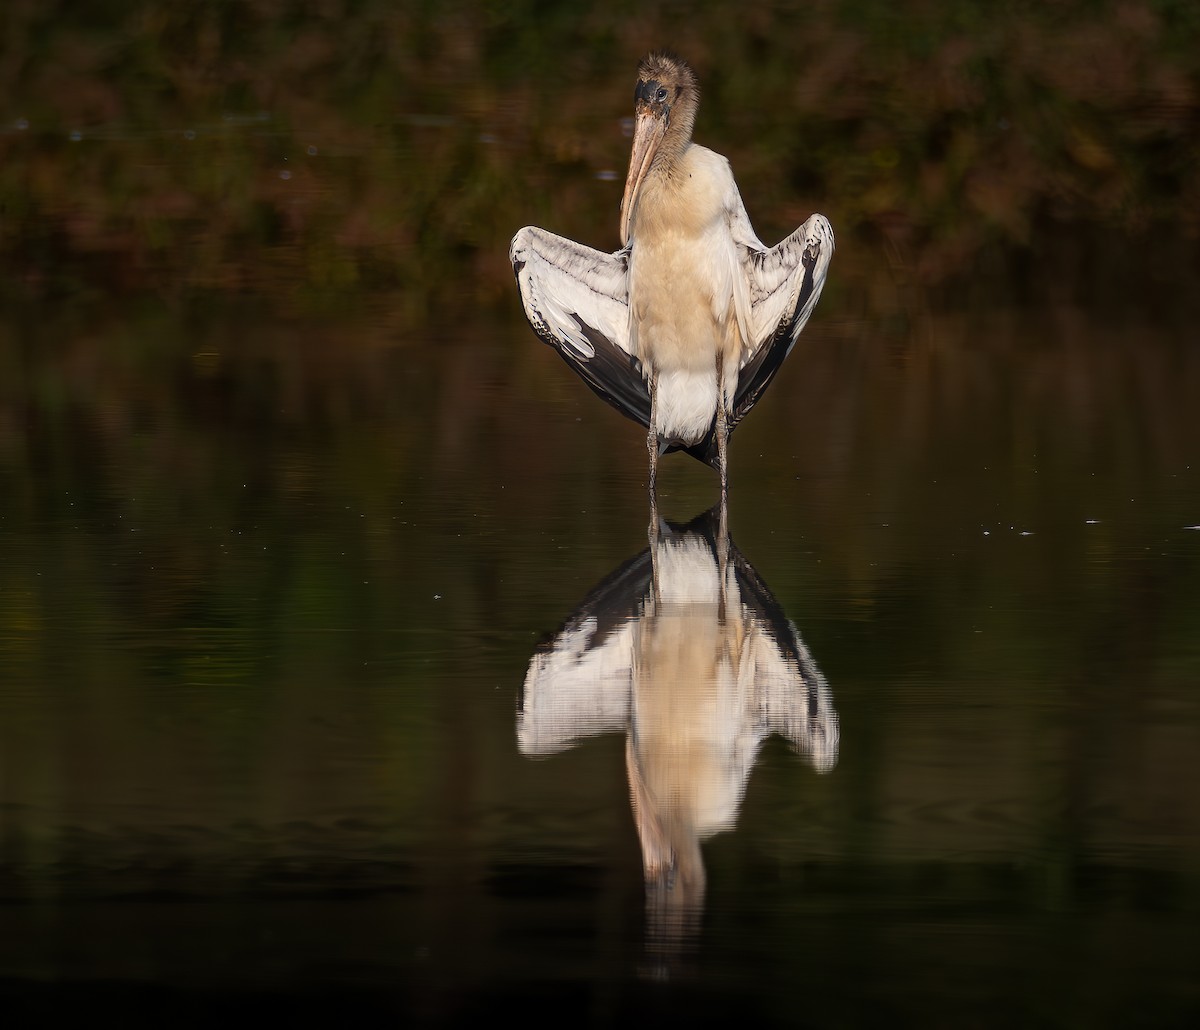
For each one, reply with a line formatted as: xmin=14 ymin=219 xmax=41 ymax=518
xmin=510 ymin=52 xmax=834 ymax=503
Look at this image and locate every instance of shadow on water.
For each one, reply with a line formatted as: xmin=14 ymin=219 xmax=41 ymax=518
xmin=519 ymin=507 xmax=838 ymax=969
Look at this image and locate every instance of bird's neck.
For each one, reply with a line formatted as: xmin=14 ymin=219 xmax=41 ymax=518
xmin=652 ymin=132 xmax=693 ymax=185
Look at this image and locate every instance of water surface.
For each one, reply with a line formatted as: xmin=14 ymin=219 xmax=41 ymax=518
xmin=2 ymin=5 xmax=1199 ymax=1024
xmin=3 ymin=237 xmax=1197 ymax=1024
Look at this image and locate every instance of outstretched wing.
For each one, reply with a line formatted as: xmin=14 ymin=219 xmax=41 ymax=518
xmin=731 ymin=212 xmax=835 ymax=427
xmin=510 ymin=227 xmax=651 ymax=428
xmin=681 ymin=206 xmax=834 ymax=467
xmin=729 ymin=211 xmax=835 ymax=427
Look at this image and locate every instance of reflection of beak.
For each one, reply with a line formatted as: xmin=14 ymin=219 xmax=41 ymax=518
xmin=620 ymin=107 xmax=666 ymax=247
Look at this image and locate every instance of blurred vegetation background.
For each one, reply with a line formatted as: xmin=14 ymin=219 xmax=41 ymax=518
xmin=2 ymin=0 xmax=1197 ymax=313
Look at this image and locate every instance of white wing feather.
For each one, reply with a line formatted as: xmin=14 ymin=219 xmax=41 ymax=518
xmin=723 ymin=175 xmax=835 ymax=356
xmin=509 ymin=227 xmax=632 ymax=359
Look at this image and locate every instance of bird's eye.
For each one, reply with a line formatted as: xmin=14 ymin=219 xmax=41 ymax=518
xmin=655 ymin=87 xmax=668 ymax=102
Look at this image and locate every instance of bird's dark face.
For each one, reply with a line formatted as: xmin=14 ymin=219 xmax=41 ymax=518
xmin=633 ymin=51 xmax=695 ymax=120
xmin=633 ymin=76 xmax=674 ymax=120
xmin=620 ymin=53 xmax=698 ymax=247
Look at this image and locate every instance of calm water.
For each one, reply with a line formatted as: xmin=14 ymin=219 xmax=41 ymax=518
xmin=3 ymin=12 xmax=1200 ymax=1023
xmin=2 ymin=233 xmax=1197 ymax=1024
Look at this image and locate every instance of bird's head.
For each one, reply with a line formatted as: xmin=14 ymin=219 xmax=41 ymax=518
xmin=620 ymin=51 xmax=699 ymax=247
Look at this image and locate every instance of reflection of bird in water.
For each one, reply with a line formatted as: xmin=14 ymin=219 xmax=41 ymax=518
xmin=511 ymin=52 xmax=834 ymax=504
xmin=518 ymin=509 xmax=838 ymax=947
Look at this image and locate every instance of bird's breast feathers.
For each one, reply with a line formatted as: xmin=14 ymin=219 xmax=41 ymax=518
xmin=632 ymin=145 xmax=736 ymax=243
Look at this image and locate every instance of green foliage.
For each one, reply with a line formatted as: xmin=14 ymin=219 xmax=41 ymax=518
xmin=1 ymin=0 xmax=1197 ymax=308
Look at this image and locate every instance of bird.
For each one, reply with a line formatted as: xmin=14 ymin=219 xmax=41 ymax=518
xmin=510 ymin=51 xmax=834 ymax=504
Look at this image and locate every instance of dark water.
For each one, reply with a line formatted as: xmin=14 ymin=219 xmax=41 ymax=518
xmin=3 ymin=235 xmax=1198 ymax=1024
xmin=3 ymin=9 xmax=1200 ymax=1023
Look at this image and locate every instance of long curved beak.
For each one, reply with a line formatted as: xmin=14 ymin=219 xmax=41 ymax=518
xmin=619 ymin=108 xmax=666 ymax=248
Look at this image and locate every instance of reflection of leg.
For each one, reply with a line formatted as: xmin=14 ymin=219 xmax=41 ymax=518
xmin=648 ymin=511 xmax=663 ymax=606
xmin=646 ymin=369 xmax=659 ymax=501
xmin=716 ymin=492 xmax=729 ymax=618
xmin=717 ymin=492 xmax=729 ymax=554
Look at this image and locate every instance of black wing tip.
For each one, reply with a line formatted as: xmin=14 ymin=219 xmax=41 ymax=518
xmin=548 ymin=328 xmax=651 ymax=430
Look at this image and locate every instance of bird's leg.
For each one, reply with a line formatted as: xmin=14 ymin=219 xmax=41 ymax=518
xmin=713 ymin=357 xmax=732 ymax=616
xmin=647 ymin=368 xmax=660 ymax=505
xmin=715 ymin=358 xmax=730 ymax=504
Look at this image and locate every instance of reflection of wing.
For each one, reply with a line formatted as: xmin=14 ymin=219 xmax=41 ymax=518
xmin=519 ymin=619 xmax=633 ymax=755
xmin=517 ymin=551 xmax=652 ymax=755
xmin=509 ymin=227 xmax=651 ymax=429
xmin=746 ymin=622 xmax=839 ymax=773
xmin=732 ymin=549 xmax=840 ymax=773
